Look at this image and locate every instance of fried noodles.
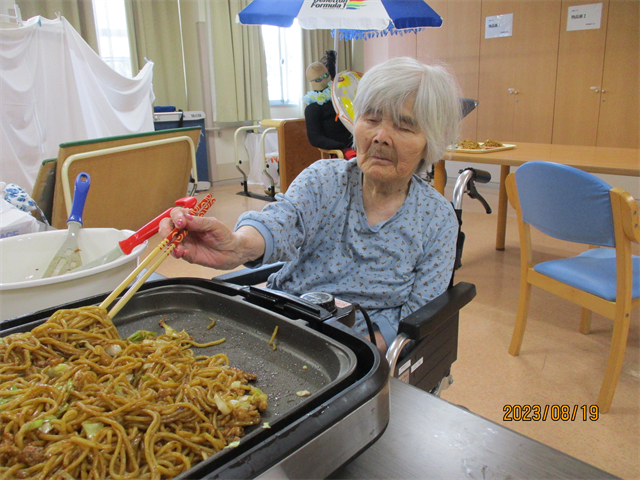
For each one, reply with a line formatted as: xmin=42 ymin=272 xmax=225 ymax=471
xmin=0 ymin=306 xmax=267 ymax=480
xmin=457 ymin=139 xmax=481 ymax=149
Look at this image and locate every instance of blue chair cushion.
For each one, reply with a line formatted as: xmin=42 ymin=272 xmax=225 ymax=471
xmin=534 ymin=248 xmax=640 ymax=302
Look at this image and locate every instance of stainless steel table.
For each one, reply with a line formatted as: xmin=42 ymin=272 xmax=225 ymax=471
xmin=331 ymin=378 xmax=617 ymax=479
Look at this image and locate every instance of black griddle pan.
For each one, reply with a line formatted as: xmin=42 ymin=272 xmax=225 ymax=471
xmin=0 ymin=278 xmax=378 ymax=478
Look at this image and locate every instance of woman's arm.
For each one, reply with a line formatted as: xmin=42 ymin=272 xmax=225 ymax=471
xmin=159 ymin=210 xmax=266 ymax=270
xmin=235 ymin=161 xmax=334 ymax=266
xmin=401 ymin=221 xmax=458 ymax=317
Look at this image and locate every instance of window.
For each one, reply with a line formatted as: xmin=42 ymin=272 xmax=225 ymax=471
xmin=261 ymin=23 xmax=302 ymax=106
xmin=92 ymin=0 xmax=132 ymax=78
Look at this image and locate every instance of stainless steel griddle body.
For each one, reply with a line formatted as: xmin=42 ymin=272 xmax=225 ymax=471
xmin=1 ymin=278 xmax=390 ymax=479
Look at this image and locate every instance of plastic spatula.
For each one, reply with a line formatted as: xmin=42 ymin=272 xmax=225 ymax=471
xmin=70 ymin=196 xmax=198 ymax=272
xmin=42 ymin=173 xmax=91 ymax=278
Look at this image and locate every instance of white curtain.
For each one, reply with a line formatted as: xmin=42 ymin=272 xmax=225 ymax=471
xmin=206 ymin=0 xmax=270 ymax=123
xmin=128 ymin=0 xmax=187 ymax=108
xmin=0 ymin=16 xmax=155 ymax=192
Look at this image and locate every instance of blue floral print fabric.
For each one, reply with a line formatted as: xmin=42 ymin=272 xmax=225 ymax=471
xmin=236 ymin=159 xmax=458 ymax=345
xmin=1 ymin=183 xmax=37 ymax=212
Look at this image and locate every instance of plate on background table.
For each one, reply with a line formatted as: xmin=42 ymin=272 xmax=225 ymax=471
xmin=453 ymin=143 xmax=516 ymax=154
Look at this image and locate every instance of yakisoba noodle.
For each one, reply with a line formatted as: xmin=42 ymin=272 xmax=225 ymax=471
xmin=457 ymin=139 xmax=481 ymax=149
xmin=0 ymin=306 xmax=267 ymax=480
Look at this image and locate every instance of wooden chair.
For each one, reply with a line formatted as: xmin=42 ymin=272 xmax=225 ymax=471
xmin=506 ymin=161 xmax=640 ymax=413
xmin=274 ymin=119 xmax=321 ymax=193
xmin=42 ymin=127 xmax=200 ymax=231
xmin=319 ymin=149 xmax=344 ymax=159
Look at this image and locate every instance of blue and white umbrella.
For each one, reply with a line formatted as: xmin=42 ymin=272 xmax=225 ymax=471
xmin=237 ymin=0 xmax=442 ymax=41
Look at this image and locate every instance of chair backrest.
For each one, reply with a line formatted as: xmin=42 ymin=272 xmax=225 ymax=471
xmin=515 ymin=161 xmax=615 ymax=247
xmin=31 ymin=158 xmax=57 ymax=223
xmin=276 ymin=119 xmax=321 ymax=193
xmin=49 ymin=127 xmax=201 ymax=231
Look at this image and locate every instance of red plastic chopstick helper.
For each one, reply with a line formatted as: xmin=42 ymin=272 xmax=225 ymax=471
xmin=101 ymin=195 xmax=216 ymax=320
xmin=118 ymin=196 xmax=197 ymax=255
xmin=164 ymin=194 xmax=216 ymax=249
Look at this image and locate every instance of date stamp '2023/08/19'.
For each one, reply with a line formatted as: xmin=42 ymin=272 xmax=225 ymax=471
xmin=503 ymin=404 xmax=600 ymax=422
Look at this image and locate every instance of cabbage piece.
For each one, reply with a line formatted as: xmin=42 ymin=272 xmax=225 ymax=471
xmin=25 ymin=419 xmax=44 ymax=431
xmin=0 ymin=386 xmax=18 ymax=405
xmin=38 ymin=416 xmax=57 ymax=434
xmin=159 ymin=319 xmax=179 ymax=337
xmin=127 ymin=331 xmax=157 ymax=343
xmin=213 ymin=393 xmax=232 ymax=415
xmin=46 ymin=363 xmax=70 ymax=377
xmin=251 ymin=387 xmax=268 ymax=404
xmin=105 ymin=344 xmax=122 ymax=356
xmin=82 ymin=421 xmax=104 ymax=439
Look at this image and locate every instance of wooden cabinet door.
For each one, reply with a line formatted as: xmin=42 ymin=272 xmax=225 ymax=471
xmin=552 ymin=0 xmax=610 ymax=146
xmin=417 ymin=0 xmax=482 ymax=141
xmin=596 ymin=0 xmax=639 ymax=148
xmin=477 ymin=0 xmax=517 ymax=141
xmin=478 ymin=0 xmax=561 ymax=143
xmin=512 ymin=0 xmax=562 ymax=143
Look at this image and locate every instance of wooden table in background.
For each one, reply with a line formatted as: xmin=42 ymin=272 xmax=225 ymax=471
xmin=433 ymin=143 xmax=640 ymax=250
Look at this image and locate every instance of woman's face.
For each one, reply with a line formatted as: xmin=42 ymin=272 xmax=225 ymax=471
xmin=354 ymin=98 xmax=427 ymax=187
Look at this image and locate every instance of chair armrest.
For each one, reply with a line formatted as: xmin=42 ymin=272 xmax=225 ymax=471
xmin=397 ymin=282 xmax=476 ymax=341
xmin=213 ymin=262 xmax=284 ymax=286
xmin=614 ymin=188 xmax=640 ymax=243
xmin=505 ymin=173 xmax=519 ymax=210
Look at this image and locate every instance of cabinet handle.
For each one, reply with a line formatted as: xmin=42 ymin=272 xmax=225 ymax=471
xmin=590 ymin=86 xmax=600 ymax=93
xmin=601 ymin=89 xmax=606 ymax=93
xmin=508 ymin=88 xmax=515 ymax=94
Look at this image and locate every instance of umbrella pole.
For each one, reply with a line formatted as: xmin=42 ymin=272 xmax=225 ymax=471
xmin=334 ymin=29 xmax=339 ymax=66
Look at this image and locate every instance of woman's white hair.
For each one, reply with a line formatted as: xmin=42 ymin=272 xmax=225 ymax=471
xmin=353 ymin=57 xmax=462 ymax=173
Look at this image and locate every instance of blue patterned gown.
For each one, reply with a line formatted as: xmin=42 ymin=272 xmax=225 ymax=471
xmin=236 ymin=158 xmax=458 ymax=346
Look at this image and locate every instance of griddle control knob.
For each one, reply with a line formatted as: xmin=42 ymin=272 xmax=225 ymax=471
xmin=300 ymin=292 xmax=336 ymax=313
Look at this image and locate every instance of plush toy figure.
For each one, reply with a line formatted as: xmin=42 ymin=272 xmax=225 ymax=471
xmin=303 ymin=51 xmax=355 ymax=159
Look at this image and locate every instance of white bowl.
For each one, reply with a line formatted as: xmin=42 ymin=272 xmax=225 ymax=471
xmin=0 ymin=228 xmax=147 ymax=321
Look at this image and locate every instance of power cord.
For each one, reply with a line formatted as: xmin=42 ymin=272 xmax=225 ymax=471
xmin=352 ymin=303 xmax=377 ymax=347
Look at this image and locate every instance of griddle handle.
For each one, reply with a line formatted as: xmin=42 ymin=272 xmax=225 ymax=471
xmin=246 ymin=286 xmax=334 ymax=322
xmin=214 ymin=262 xmax=285 ymax=285
xmin=397 ymin=282 xmax=476 ymax=341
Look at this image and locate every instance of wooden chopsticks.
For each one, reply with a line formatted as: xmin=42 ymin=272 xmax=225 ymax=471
xmin=101 ymin=194 xmax=215 ymax=319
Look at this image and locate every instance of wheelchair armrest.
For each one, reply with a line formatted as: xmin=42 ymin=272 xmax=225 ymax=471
xmin=397 ymin=282 xmax=476 ymax=341
xmin=213 ymin=262 xmax=285 ymax=286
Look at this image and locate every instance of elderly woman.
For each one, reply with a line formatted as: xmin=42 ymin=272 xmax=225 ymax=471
xmin=161 ymin=57 xmax=461 ymax=351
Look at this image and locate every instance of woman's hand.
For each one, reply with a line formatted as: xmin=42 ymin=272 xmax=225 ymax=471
xmin=158 ymin=208 xmax=266 ymax=270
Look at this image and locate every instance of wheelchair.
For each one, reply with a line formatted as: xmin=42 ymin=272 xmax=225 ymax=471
xmin=214 ymin=167 xmax=492 ymax=396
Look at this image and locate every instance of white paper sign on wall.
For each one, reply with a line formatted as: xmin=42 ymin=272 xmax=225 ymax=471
xmin=485 ymin=13 xmax=514 ymax=39
xmin=567 ymin=3 xmax=602 ymax=31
